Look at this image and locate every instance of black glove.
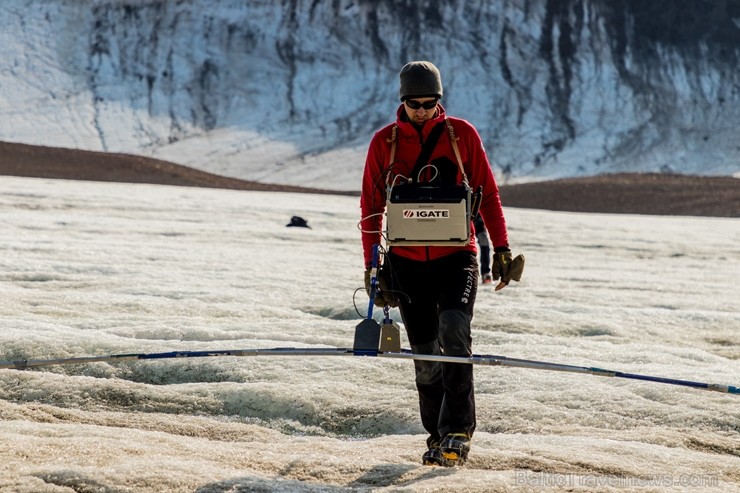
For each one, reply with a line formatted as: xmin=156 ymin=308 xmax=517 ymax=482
xmin=364 ymin=268 xmax=399 ymax=308
xmin=492 ymin=247 xmax=525 ymax=290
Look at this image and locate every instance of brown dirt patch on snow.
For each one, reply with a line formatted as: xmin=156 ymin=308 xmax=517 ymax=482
xmin=1 ymin=141 xmax=738 ymax=217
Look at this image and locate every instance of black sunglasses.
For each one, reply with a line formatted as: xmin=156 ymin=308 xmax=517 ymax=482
xmin=405 ymin=99 xmax=439 ymax=110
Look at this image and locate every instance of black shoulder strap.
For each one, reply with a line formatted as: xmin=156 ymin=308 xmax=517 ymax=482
xmin=410 ymin=121 xmax=447 ymax=181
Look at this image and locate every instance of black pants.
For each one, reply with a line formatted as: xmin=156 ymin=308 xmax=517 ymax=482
xmin=385 ymin=250 xmax=478 ymax=440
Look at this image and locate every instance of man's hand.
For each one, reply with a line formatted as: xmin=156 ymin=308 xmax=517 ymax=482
xmin=364 ymin=268 xmax=399 ymax=307
xmin=492 ymin=249 xmax=525 ymax=291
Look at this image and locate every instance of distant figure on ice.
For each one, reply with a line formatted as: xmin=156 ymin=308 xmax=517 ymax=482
xmin=473 ymin=214 xmax=493 ymax=284
xmin=359 ymin=61 xmax=524 ymax=467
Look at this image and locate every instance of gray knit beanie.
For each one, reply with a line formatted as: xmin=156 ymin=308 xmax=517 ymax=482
xmin=399 ymin=61 xmax=443 ymax=101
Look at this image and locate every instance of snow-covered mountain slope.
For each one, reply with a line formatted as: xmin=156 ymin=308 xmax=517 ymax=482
xmin=1 ymin=0 xmax=739 ymax=190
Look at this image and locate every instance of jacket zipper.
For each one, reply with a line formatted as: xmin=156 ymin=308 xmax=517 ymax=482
xmin=419 ymin=123 xmax=432 ymax=262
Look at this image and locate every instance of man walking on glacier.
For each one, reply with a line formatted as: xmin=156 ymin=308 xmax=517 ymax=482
xmin=360 ymin=61 xmax=523 ymax=466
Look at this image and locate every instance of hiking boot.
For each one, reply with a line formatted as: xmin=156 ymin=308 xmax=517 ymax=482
xmin=482 ymin=274 xmax=493 ymax=285
xmin=422 ymin=437 xmax=450 ymax=467
xmin=440 ymin=432 xmax=471 ymax=466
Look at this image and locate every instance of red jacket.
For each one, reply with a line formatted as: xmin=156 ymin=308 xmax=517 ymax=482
xmin=361 ymin=104 xmax=509 ymax=267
